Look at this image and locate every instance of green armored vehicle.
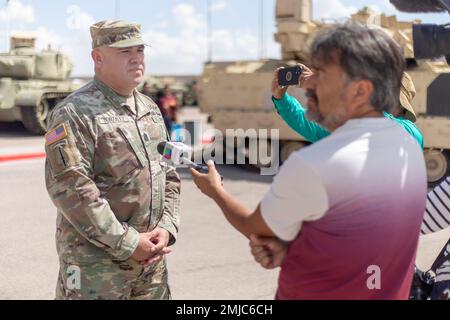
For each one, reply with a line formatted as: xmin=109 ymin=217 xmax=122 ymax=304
xmin=0 ymin=34 xmax=79 ymax=135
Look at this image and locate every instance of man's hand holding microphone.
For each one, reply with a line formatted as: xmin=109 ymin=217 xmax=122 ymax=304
xmin=158 ymin=141 xmax=223 ymax=198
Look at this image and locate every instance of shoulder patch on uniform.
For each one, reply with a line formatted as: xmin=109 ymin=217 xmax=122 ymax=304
xmin=45 ymin=123 xmax=68 ymax=146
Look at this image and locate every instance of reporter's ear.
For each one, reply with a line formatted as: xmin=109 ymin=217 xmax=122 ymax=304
xmin=354 ymin=80 xmax=373 ymax=101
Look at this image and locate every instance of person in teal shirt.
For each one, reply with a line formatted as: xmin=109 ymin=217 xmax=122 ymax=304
xmin=272 ymin=64 xmax=424 ymax=148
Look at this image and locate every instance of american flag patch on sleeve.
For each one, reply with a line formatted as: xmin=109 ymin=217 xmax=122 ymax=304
xmin=45 ymin=123 xmax=68 ymax=146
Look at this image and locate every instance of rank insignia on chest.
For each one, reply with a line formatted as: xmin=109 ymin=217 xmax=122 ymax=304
xmin=45 ymin=123 xmax=68 ymax=146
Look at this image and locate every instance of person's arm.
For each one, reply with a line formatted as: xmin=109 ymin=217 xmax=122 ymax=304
xmin=45 ymin=103 xmax=140 ymax=261
xmin=190 ymin=162 xmax=274 ymax=238
xmin=249 ymin=235 xmax=288 ymax=269
xmin=273 ymin=93 xmax=330 ymax=142
xmin=271 ymin=66 xmax=330 ymax=143
xmin=383 ymin=112 xmax=424 ymax=149
xmin=421 ymin=176 xmax=450 ymax=234
xmin=157 ymin=163 xmax=181 ymax=246
xmin=216 ymin=198 xmax=274 ymax=238
xmin=153 ymin=111 xmax=181 ymax=246
xmin=190 ymin=156 xmax=329 ymax=241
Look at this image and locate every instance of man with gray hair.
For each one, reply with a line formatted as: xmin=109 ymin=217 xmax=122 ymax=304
xmin=191 ymin=23 xmax=427 ymax=299
xmin=45 ymin=20 xmax=180 ymax=299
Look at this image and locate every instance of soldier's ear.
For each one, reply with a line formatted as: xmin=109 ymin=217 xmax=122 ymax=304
xmin=91 ymin=49 xmax=103 ymax=66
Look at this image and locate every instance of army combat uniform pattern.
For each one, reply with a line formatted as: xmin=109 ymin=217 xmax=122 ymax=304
xmin=45 ymin=78 xmax=181 ymax=300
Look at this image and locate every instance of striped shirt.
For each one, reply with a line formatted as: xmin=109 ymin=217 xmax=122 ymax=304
xmin=421 ymin=177 xmax=450 ymax=234
xmin=420 ymin=176 xmax=450 ymax=281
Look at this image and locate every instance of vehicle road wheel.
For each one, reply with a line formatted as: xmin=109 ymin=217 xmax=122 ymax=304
xmin=183 ymin=92 xmax=197 ymax=106
xmin=424 ymin=149 xmax=449 ymax=187
xmin=280 ymin=141 xmax=306 ymax=163
xmin=240 ymin=139 xmax=275 ymax=170
xmin=20 ymin=99 xmax=49 ymax=135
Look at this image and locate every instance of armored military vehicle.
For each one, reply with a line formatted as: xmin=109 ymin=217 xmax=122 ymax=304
xmin=197 ymin=0 xmax=450 ymax=185
xmin=0 ymin=34 xmax=79 ymax=135
xmin=141 ymin=76 xmax=197 ymax=106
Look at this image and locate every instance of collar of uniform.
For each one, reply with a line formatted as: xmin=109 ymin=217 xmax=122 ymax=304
xmin=93 ymin=77 xmax=137 ymax=114
xmin=134 ymin=91 xmax=153 ymax=120
xmin=94 ymin=77 xmax=153 ymax=119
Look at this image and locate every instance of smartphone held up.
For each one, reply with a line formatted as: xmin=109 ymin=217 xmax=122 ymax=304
xmin=278 ymin=66 xmax=303 ymax=87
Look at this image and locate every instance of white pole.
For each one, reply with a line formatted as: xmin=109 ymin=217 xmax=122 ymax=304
xmin=259 ymin=0 xmax=265 ymax=59
xmin=5 ymin=0 xmax=10 ymax=51
xmin=207 ymin=0 xmax=212 ymax=63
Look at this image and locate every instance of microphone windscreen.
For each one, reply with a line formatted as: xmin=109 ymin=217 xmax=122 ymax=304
xmin=157 ymin=141 xmax=166 ymax=156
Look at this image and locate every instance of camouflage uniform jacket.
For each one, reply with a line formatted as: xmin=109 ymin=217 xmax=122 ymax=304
xmin=45 ymin=77 xmax=181 ymax=264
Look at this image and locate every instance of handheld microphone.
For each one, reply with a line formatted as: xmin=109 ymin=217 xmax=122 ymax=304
xmin=157 ymin=141 xmax=209 ymax=173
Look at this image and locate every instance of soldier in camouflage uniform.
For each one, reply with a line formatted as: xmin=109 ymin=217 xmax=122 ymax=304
xmin=44 ymin=20 xmax=181 ymax=300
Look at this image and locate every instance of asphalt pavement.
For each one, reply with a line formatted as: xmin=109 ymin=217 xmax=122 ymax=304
xmin=0 ymin=157 xmax=279 ymax=300
xmin=0 ymin=116 xmax=279 ymax=299
xmin=0 ymin=111 xmax=449 ymax=300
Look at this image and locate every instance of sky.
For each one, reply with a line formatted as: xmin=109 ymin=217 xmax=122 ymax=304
xmin=0 ymin=0 xmax=448 ymax=76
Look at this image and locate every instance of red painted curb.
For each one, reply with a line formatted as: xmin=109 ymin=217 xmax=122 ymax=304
xmin=0 ymin=152 xmax=46 ymax=163
xmin=0 ymin=139 xmax=214 ymax=163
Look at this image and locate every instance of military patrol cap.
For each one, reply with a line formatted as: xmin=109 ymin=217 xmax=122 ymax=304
xmin=399 ymin=72 xmax=417 ymax=123
xmin=90 ymin=20 xmax=148 ymax=49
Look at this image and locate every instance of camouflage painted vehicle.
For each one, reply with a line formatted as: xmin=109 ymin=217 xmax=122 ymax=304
xmin=141 ymin=76 xmax=197 ymax=106
xmin=172 ymin=80 xmax=197 ymax=106
xmin=0 ymin=34 xmax=79 ymax=135
xmin=197 ymin=0 xmax=450 ymax=185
